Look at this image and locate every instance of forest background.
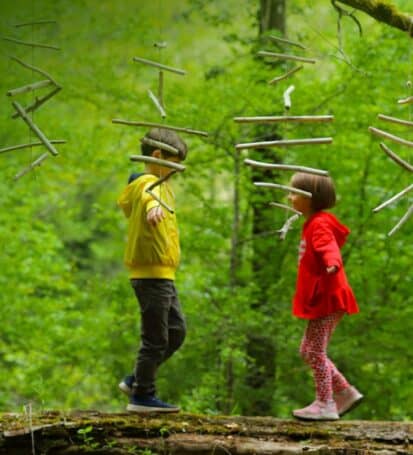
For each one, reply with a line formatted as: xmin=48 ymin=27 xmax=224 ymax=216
xmin=0 ymin=0 xmax=412 ymax=421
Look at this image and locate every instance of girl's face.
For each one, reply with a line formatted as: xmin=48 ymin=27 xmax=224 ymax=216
xmin=288 ymin=192 xmax=313 ymax=218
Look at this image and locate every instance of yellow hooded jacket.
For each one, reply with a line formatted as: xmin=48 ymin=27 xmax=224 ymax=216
xmin=118 ymin=174 xmax=180 ymax=280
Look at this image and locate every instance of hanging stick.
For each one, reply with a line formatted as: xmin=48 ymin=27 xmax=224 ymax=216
xmin=372 ymin=183 xmax=413 ymax=213
xmin=379 ymin=143 xmax=413 ymax=172
xmin=12 ymin=101 xmax=59 ymax=156
xmin=398 ymin=96 xmax=413 ymax=105
xmin=10 ymin=56 xmax=59 ymax=86
xmin=236 ymin=137 xmax=333 ymax=150
xmin=268 ymin=35 xmax=307 ymax=50
xmin=378 ymin=114 xmax=413 ymax=128
xmin=140 ymin=137 xmax=179 ymax=155
xmin=269 ymin=202 xmax=302 ymax=215
xmin=148 ymin=89 xmax=166 ymax=118
xmin=112 ymin=119 xmax=208 ymax=137
xmin=388 ymin=204 xmax=413 ymax=236
xmin=244 ymin=158 xmax=329 ymax=176
xmin=254 ymin=182 xmax=312 ymax=197
xmin=158 ymin=70 xmax=164 ymax=107
xmin=268 ymin=65 xmax=303 ymax=84
xmin=258 ymin=51 xmax=317 ymax=64
xmin=234 ymin=114 xmax=333 ymax=123
xmin=278 ymin=213 xmax=302 ymax=240
xmin=154 ymin=41 xmax=167 ymax=48
xmin=369 ymin=127 xmax=413 ymax=148
xmin=11 ymin=86 xmax=62 ymax=119
xmin=15 ymin=20 xmax=57 ymax=27
xmin=7 ymin=80 xmax=53 ymax=97
xmin=146 ymin=190 xmax=175 ymax=214
xmin=130 ymin=155 xmax=186 ymax=171
xmin=145 ymin=170 xmax=178 ymax=214
xmin=133 ymin=57 xmax=186 ymax=75
xmin=2 ymin=37 xmax=60 ymax=50
xmin=0 ymin=140 xmax=66 ymax=154
xmin=14 ymin=153 xmax=49 ymax=181
xmin=284 ymin=85 xmax=295 ymax=110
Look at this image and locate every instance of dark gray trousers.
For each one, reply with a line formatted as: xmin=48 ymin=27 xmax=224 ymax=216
xmin=130 ymin=278 xmax=186 ymax=397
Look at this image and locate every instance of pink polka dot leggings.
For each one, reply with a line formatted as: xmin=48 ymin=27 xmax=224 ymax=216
xmin=300 ymin=311 xmax=349 ymax=403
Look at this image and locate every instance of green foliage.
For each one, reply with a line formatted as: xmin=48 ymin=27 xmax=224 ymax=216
xmin=0 ymin=0 xmax=412 ymax=422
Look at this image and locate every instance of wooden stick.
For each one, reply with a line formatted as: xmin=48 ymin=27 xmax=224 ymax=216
xmin=133 ymin=57 xmax=186 ymax=75
xmin=129 ymin=155 xmax=186 ymax=171
xmin=258 ymin=50 xmax=317 ymax=64
xmin=146 ymin=189 xmax=174 ymax=214
xmin=268 ymin=35 xmax=307 ymax=50
xmin=369 ymin=126 xmax=413 ymax=148
xmin=148 ymin=89 xmax=166 ymax=118
xmin=158 ymin=70 xmax=164 ymax=108
xmin=11 ymin=86 xmax=62 ymax=119
xmin=14 ymin=153 xmax=49 ymax=180
xmin=244 ymin=158 xmax=329 ymax=176
xmin=234 ymin=114 xmax=333 ymax=124
xmin=372 ymin=183 xmax=413 ymax=213
xmin=7 ymin=80 xmax=53 ymax=97
xmin=0 ymin=140 xmax=66 ymax=154
xmin=112 ymin=119 xmax=208 ymax=137
xmin=378 ymin=114 xmax=413 ymax=128
xmin=278 ymin=213 xmax=301 ymax=240
xmin=283 ymin=85 xmax=295 ymax=110
xmin=388 ymin=204 xmax=413 ymax=236
xmin=11 ymin=101 xmax=59 ymax=156
xmin=398 ymin=96 xmax=413 ymax=105
xmin=153 ymin=41 xmax=167 ymax=48
xmin=269 ymin=202 xmax=302 ymax=215
xmin=15 ymin=20 xmax=57 ymax=27
xmin=146 ymin=170 xmax=178 ymax=192
xmin=268 ymin=65 xmax=303 ymax=84
xmin=2 ymin=36 xmax=60 ymax=50
xmin=236 ymin=137 xmax=333 ymax=150
xmin=10 ymin=56 xmax=59 ymax=86
xmin=379 ymin=143 xmax=413 ymax=173
xmin=140 ymin=137 xmax=179 ymax=155
xmin=253 ymin=182 xmax=312 ymax=197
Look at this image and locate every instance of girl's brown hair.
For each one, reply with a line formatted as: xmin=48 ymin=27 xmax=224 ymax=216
xmin=291 ymin=172 xmax=336 ymax=211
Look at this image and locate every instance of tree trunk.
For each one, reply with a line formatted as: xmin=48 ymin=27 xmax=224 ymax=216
xmin=1 ymin=410 xmax=412 ymax=454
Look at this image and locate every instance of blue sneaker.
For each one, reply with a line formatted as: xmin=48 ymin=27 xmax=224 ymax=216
xmin=127 ymin=395 xmax=180 ymax=413
xmin=118 ymin=375 xmax=134 ymax=396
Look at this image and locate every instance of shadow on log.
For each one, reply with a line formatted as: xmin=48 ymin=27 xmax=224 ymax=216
xmin=0 ymin=410 xmax=412 ymax=454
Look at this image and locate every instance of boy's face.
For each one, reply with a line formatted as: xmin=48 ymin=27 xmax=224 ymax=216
xmin=152 ymin=149 xmax=181 ymax=177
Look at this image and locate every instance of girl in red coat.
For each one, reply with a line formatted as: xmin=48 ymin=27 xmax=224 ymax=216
xmin=288 ymin=172 xmax=363 ymax=421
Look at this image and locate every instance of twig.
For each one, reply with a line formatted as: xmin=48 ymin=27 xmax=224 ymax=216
xmin=258 ymin=50 xmax=317 ymax=64
xmin=254 ymin=182 xmax=312 ymax=197
xmin=129 ymin=155 xmax=186 ymax=171
xmin=369 ymin=126 xmax=413 ymax=148
xmin=268 ymin=35 xmax=307 ymax=49
xmin=10 ymin=56 xmax=59 ymax=86
xmin=244 ymin=158 xmax=329 ymax=176
xmin=15 ymin=20 xmax=56 ymax=27
xmin=236 ymin=137 xmax=333 ymax=150
xmin=372 ymin=183 xmax=413 ymax=212
xmin=398 ymin=96 xmax=413 ymax=105
xmin=158 ymin=70 xmax=164 ymax=108
xmin=23 ymin=403 xmax=36 ymax=455
xmin=268 ymin=65 xmax=303 ymax=84
xmin=153 ymin=41 xmax=167 ymax=48
xmin=378 ymin=114 xmax=413 ymax=128
xmin=2 ymin=36 xmax=59 ymax=50
xmin=112 ymin=119 xmax=208 ymax=137
xmin=0 ymin=140 xmax=66 ymax=154
xmin=278 ymin=213 xmax=302 ymax=240
xmin=269 ymin=202 xmax=302 ymax=215
xmin=234 ymin=114 xmax=333 ymax=123
xmin=145 ymin=170 xmax=178 ymax=215
xmin=11 ymin=87 xmax=62 ymax=119
xmin=7 ymin=80 xmax=53 ymax=97
xmin=148 ymin=89 xmax=166 ymax=118
xmin=14 ymin=153 xmax=49 ymax=181
xmin=133 ymin=56 xmax=186 ymax=75
xmin=140 ymin=137 xmax=179 ymax=155
xmin=379 ymin=142 xmax=413 ymax=172
xmin=388 ymin=204 xmax=413 ymax=236
xmin=283 ymin=85 xmax=295 ymax=110
xmin=12 ymin=102 xmax=59 ymax=156
xmin=146 ymin=189 xmax=175 ymax=214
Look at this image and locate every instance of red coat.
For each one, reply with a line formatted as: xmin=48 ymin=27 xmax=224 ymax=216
xmin=293 ymin=211 xmax=359 ymax=319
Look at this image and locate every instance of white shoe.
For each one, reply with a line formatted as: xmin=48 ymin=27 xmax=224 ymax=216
xmin=334 ymin=386 xmax=363 ymax=416
xmin=293 ymin=400 xmax=339 ymax=421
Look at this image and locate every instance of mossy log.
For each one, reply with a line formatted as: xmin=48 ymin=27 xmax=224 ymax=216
xmin=0 ymin=410 xmax=412 ymax=454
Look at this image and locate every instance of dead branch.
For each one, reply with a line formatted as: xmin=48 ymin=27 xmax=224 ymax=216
xmin=15 ymin=20 xmax=57 ymax=27
xmin=379 ymin=142 xmax=413 ymax=172
xmin=388 ymin=204 xmax=413 ymax=236
xmin=258 ymin=50 xmax=317 ymax=64
xmin=133 ymin=56 xmax=186 ymax=75
xmin=244 ymin=159 xmax=329 ymax=176
xmin=373 ymin=183 xmax=413 ymax=212
xmin=254 ymin=182 xmax=312 ymax=197
xmin=268 ymin=65 xmax=303 ymax=84
xmin=0 ymin=140 xmax=65 ymax=154
xmin=398 ymin=96 xmax=413 ymax=105
xmin=234 ymin=115 xmax=333 ymax=123
xmin=7 ymin=80 xmax=53 ymax=97
xmin=378 ymin=114 xmax=413 ymax=128
xmin=269 ymin=202 xmax=302 ymax=215
xmin=148 ymin=89 xmax=166 ymax=118
xmin=112 ymin=119 xmax=208 ymax=137
xmin=283 ymin=85 xmax=295 ymax=110
xmin=140 ymin=137 xmax=179 ymax=155
xmin=236 ymin=137 xmax=333 ymax=150
xmin=11 ymin=87 xmax=62 ymax=119
xmin=2 ymin=36 xmax=60 ymax=50
xmin=268 ymin=35 xmax=307 ymax=49
xmin=129 ymin=155 xmax=186 ymax=171
xmin=14 ymin=153 xmax=49 ymax=181
xmin=278 ymin=213 xmax=302 ymax=240
xmin=369 ymin=126 xmax=413 ymax=148
xmin=10 ymin=56 xmax=59 ymax=86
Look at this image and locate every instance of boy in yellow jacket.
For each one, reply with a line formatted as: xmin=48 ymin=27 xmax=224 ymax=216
xmin=117 ymin=128 xmax=187 ymax=412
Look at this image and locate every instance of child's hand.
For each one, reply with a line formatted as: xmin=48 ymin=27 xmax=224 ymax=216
xmin=147 ymin=206 xmax=165 ymax=226
xmin=326 ymin=265 xmax=338 ymax=274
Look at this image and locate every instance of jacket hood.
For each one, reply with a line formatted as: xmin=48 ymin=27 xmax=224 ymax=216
xmin=306 ymin=211 xmax=350 ymax=247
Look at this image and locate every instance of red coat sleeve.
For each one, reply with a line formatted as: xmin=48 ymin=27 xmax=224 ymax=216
xmin=311 ymin=220 xmax=342 ymax=270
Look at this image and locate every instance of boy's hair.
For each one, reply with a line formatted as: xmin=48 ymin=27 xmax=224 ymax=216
xmin=141 ymin=128 xmax=188 ymax=161
xmin=291 ymin=172 xmax=336 ymax=211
